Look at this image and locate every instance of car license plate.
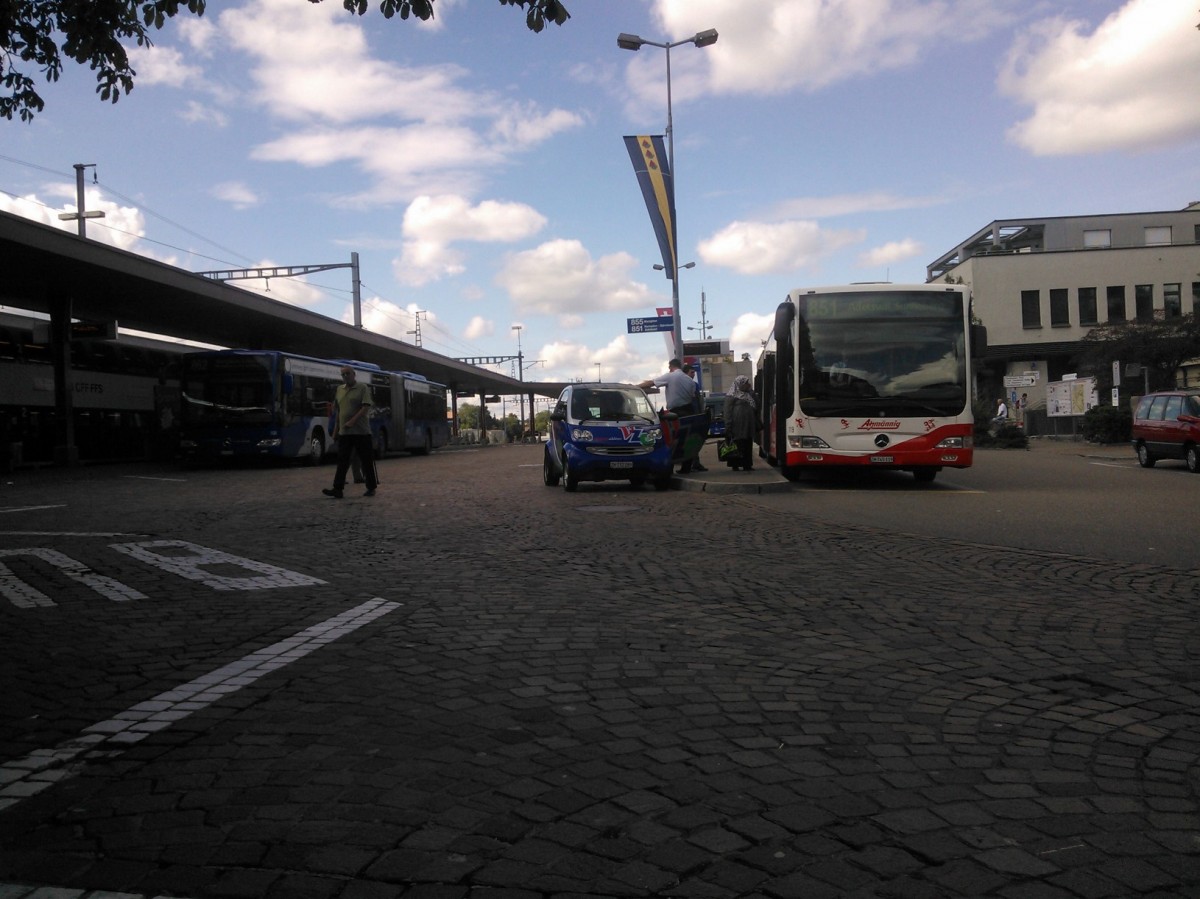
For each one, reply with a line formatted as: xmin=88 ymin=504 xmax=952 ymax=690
xmin=870 ymin=455 xmax=893 ymax=463
xmin=609 ymin=460 xmax=633 ymax=469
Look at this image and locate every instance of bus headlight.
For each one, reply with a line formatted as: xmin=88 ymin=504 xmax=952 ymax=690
xmin=793 ymin=435 xmax=830 ymax=449
xmin=256 ymin=438 xmax=282 ymax=449
xmin=935 ymin=435 xmax=972 ymax=449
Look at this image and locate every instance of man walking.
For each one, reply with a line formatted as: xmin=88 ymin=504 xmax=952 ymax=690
xmin=323 ymin=365 xmax=378 ymax=498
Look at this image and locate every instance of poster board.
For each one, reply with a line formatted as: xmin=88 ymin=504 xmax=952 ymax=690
xmin=1046 ymin=377 xmax=1098 ymax=417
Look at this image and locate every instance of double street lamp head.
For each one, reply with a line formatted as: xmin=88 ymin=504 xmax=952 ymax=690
xmin=617 ymin=29 xmax=718 ymax=51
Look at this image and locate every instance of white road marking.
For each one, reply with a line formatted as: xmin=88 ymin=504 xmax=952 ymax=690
xmin=110 ymin=540 xmax=326 ymax=591
xmin=122 ymin=475 xmax=188 ymax=482
xmin=0 ymin=598 xmax=401 ymax=812
xmin=0 ymin=505 xmax=67 ymax=514
xmin=0 ymin=548 xmax=147 ymax=608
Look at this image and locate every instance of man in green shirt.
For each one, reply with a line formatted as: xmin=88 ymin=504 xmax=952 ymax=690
xmin=322 ymin=366 xmax=378 ymax=498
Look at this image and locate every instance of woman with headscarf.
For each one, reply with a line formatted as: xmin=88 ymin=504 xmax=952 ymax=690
xmin=722 ymin=375 xmax=758 ymax=471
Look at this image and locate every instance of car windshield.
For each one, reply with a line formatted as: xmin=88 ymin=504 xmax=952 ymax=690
xmin=570 ymin=387 xmax=656 ymax=422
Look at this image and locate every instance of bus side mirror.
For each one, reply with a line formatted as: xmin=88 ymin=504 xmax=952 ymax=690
xmin=282 ymin=373 xmax=294 ymax=395
xmin=971 ymin=324 xmax=988 ymax=358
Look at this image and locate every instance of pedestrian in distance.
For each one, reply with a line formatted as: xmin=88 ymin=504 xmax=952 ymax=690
xmin=680 ymin=362 xmax=708 ymax=472
xmin=323 ymin=365 xmax=379 ymax=499
xmin=991 ymin=397 xmax=1008 ymax=435
xmin=723 ymin=375 xmax=758 ymax=471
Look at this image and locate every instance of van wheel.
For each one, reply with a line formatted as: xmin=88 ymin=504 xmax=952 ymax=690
xmin=1186 ymin=444 xmax=1199 ymax=473
xmin=1136 ymin=443 xmax=1156 ymax=468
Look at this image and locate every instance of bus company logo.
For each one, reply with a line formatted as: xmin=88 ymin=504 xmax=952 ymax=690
xmin=858 ymin=419 xmax=902 ymax=431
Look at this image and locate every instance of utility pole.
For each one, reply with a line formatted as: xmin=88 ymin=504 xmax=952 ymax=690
xmin=687 ymin=290 xmax=711 ymax=339
xmin=408 ymin=310 xmax=427 ymax=347
xmin=57 ymin=164 xmax=105 ymax=237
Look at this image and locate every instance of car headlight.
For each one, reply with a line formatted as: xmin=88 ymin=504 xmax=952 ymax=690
xmin=570 ymin=428 xmax=594 ymax=441
xmin=645 ymin=427 xmax=663 ymax=442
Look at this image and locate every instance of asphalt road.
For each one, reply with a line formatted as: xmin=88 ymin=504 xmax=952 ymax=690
xmin=1 ymin=443 xmax=1197 ymax=899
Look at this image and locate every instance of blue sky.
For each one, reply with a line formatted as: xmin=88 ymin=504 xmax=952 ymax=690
xmin=3 ymin=0 xmax=1199 ymax=391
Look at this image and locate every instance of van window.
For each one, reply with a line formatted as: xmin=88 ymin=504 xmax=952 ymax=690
xmin=1163 ymin=396 xmax=1182 ymax=421
xmin=1148 ymin=396 xmax=1168 ymax=421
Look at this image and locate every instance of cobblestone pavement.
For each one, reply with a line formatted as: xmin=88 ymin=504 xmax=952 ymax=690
xmin=1 ymin=443 xmax=1197 ymax=899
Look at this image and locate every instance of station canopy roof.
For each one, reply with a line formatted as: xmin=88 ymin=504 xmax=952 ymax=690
xmin=0 ymin=209 xmax=566 ymax=399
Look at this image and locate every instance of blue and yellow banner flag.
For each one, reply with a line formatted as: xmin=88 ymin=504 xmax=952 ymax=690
xmin=624 ymin=135 xmax=676 ymax=279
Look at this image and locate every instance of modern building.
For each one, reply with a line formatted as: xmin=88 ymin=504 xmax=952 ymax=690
xmin=926 ymin=203 xmax=1200 ymax=425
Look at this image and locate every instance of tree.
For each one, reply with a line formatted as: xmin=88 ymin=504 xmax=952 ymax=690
xmin=456 ymin=403 xmax=499 ymax=430
xmin=1 ymin=0 xmax=570 ymax=122
xmin=1074 ymin=313 xmax=1200 ymax=392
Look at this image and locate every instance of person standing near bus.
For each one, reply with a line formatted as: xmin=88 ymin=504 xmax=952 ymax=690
xmin=323 ymin=366 xmax=378 ymax=498
xmin=723 ymin=375 xmax=758 ymax=471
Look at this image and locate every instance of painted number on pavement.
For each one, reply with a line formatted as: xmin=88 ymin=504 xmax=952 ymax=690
xmin=0 ymin=540 xmax=326 ymax=609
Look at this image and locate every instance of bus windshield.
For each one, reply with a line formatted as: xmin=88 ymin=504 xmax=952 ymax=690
xmin=799 ymin=303 xmax=966 ymax=417
xmin=181 ymin=354 xmax=275 ymax=424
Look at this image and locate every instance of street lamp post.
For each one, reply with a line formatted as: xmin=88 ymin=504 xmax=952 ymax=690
xmin=618 ymin=27 xmax=717 ymax=359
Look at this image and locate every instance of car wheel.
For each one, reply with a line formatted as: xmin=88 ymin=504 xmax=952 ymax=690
xmin=542 ymin=450 xmax=560 ymax=486
xmin=562 ymin=460 xmax=578 ymax=492
xmin=629 ymin=475 xmax=645 ymax=489
xmin=307 ymin=433 xmax=325 ymax=466
xmin=1186 ymin=444 xmax=1199 ymax=474
xmin=1136 ymin=443 xmax=1156 ymax=468
xmin=652 ymin=475 xmax=671 ymax=491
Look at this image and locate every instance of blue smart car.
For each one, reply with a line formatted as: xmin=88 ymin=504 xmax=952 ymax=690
xmin=543 ymin=383 xmax=674 ymax=491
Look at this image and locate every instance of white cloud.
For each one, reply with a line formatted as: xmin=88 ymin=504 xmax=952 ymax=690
xmin=697 ymin=220 xmax=865 ymax=275
xmin=770 ymin=191 xmax=943 ymax=220
xmin=0 ymin=188 xmax=146 ymax=252
xmin=350 ymin=299 xmax=434 ymax=340
xmin=125 ymin=44 xmax=203 ymax=87
xmin=464 ymin=315 xmax=493 ymax=341
xmin=858 ymin=238 xmax=923 ymax=268
xmin=180 ymin=101 xmax=229 ymax=127
xmin=625 ymin=0 xmax=1014 ymax=107
xmin=730 ymin=312 xmax=774 ymax=366
xmin=393 ymin=195 xmax=548 ymax=286
xmin=494 ymin=239 xmax=664 ymax=320
xmin=218 ymin=0 xmax=581 ymax=206
xmin=1000 ymin=0 xmax=1200 ymax=155
xmin=211 ymin=181 xmax=261 ymax=209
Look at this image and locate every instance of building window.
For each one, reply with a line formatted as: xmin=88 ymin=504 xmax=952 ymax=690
xmin=1144 ymin=226 xmax=1171 ymax=246
xmin=1049 ymin=288 xmax=1069 ymax=326
xmin=1135 ymin=284 xmax=1154 ymax=322
xmin=1194 ymin=225 xmax=1200 ymax=244
xmin=1164 ymin=283 xmax=1181 ymax=318
xmin=1021 ymin=290 xmax=1041 ymax=329
xmin=1078 ymin=287 xmax=1098 ymax=324
xmin=1193 ymin=282 xmax=1200 ymax=315
xmin=1084 ymin=229 xmax=1111 ymax=248
xmin=1106 ymin=285 xmax=1126 ymax=322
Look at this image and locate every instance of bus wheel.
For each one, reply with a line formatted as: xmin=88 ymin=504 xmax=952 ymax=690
xmin=913 ymin=467 xmax=937 ymax=483
xmin=377 ymin=429 xmax=388 ymax=459
xmin=307 ymin=433 xmax=325 ymax=465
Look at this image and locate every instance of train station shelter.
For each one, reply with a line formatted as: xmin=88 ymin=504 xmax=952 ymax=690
xmin=0 ymin=209 xmax=565 ymax=461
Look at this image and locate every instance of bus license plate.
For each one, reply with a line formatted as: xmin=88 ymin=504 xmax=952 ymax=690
xmin=870 ymin=455 xmax=893 ymax=463
xmin=610 ymin=460 xmax=633 ymax=469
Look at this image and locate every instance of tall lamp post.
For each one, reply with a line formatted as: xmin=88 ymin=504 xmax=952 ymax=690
xmin=618 ymin=27 xmax=718 ymax=359
xmin=512 ymin=324 xmax=525 ymax=439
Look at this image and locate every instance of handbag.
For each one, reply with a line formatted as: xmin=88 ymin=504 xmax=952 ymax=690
xmin=717 ymin=438 xmax=739 ymax=461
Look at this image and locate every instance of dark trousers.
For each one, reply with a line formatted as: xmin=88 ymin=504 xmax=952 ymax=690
xmin=333 ymin=434 xmax=377 ymax=490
